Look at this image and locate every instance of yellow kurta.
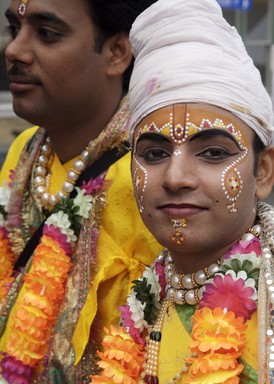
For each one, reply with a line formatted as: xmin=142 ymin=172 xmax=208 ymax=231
xmin=0 ymin=127 xmax=162 ymax=371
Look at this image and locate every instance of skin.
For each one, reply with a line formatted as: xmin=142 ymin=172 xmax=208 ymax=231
xmin=132 ymin=103 xmax=274 ymax=274
xmin=5 ymin=0 xmax=132 ymax=162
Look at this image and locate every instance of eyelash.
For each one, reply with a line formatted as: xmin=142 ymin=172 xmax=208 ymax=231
xmin=6 ymin=24 xmax=63 ymax=42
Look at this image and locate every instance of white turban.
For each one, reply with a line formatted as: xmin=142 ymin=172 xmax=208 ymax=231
xmin=129 ymin=0 xmax=274 ymax=145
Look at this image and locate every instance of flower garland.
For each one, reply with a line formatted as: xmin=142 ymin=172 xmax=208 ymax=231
xmin=0 ymin=175 xmax=105 ymax=384
xmin=90 ymin=237 xmax=261 ymax=383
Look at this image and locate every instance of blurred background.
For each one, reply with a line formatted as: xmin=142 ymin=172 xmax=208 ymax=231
xmin=0 ymin=0 xmax=273 ymax=203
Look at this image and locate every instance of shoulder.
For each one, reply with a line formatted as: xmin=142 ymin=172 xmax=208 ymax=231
xmin=0 ymin=126 xmax=39 ymax=185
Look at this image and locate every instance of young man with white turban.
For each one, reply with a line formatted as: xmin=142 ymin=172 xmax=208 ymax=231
xmin=90 ymin=0 xmax=274 ymax=383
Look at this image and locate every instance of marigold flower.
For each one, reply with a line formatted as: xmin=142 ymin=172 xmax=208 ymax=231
xmin=185 ymin=352 xmax=243 ymax=383
xmin=90 ymin=326 xmax=144 ymax=384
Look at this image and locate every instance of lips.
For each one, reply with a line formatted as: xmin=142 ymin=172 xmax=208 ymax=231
xmin=8 ymin=71 xmax=41 ymax=93
xmin=158 ymin=203 xmax=206 ymax=217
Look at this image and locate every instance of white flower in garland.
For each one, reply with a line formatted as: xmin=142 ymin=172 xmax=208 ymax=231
xmin=0 ymin=376 xmax=8 ymax=384
xmin=143 ymin=266 xmax=161 ymax=308
xmin=127 ymin=293 xmax=148 ymax=332
xmin=223 ymin=252 xmax=261 ymax=269
xmin=0 ymin=182 xmax=11 ymax=211
xmin=73 ymin=187 xmax=93 ymax=219
xmin=45 ymin=211 xmax=77 ymax=243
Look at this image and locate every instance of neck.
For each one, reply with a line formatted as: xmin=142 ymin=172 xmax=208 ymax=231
xmin=43 ymin=94 xmax=124 ymax=163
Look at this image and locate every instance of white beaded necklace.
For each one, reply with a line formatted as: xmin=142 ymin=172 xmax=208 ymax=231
xmin=33 ymin=137 xmax=92 ymax=207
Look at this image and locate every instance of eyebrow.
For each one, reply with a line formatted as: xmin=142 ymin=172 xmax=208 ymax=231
xmin=136 ymin=132 xmax=171 ymax=145
xmin=189 ymin=128 xmax=243 ymax=149
xmin=5 ymin=8 xmax=70 ymax=29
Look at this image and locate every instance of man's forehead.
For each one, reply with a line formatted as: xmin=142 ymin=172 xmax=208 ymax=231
xmin=134 ymin=103 xmax=250 ymax=148
xmin=17 ymin=0 xmax=29 ymax=17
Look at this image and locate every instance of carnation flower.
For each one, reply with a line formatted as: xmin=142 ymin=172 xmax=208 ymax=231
xmin=127 ymin=294 xmax=147 ymax=332
xmin=73 ymin=187 xmax=93 ymax=219
xmin=81 ymin=173 xmax=106 ymax=194
xmin=223 ymin=238 xmax=261 ymax=259
xmin=45 ymin=212 xmax=77 ymax=243
xmin=143 ymin=267 xmax=161 ymax=307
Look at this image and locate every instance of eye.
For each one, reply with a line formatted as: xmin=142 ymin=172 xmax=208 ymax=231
xmin=198 ymin=147 xmax=238 ymax=161
xmin=38 ymin=27 xmax=64 ymax=42
xmin=6 ymin=24 xmax=20 ymax=39
xmin=138 ymin=147 xmax=170 ymax=162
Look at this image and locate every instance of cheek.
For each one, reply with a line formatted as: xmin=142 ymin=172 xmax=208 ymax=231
xmin=132 ymin=156 xmax=148 ymax=213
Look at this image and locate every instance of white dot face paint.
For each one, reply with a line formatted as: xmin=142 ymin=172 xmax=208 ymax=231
xmin=131 ymin=103 xmax=257 ymax=254
xmin=18 ymin=0 xmax=29 ymax=17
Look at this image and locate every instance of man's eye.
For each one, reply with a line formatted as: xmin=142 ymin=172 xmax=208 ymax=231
xmin=140 ymin=148 xmax=170 ymax=162
xmin=39 ymin=27 xmax=63 ymax=41
xmin=6 ymin=25 xmax=19 ymax=39
xmin=198 ymin=147 xmax=236 ymax=160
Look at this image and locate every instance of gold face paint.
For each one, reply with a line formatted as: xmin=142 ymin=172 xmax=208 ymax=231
xmin=171 ymin=218 xmax=187 ymax=245
xmin=18 ymin=0 xmax=29 ymax=18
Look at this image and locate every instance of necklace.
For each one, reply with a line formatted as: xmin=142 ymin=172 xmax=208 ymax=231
xmin=34 ymin=137 xmax=92 ymax=207
xmin=165 ymin=254 xmax=220 ymax=305
xmin=164 ymin=223 xmax=261 ymax=306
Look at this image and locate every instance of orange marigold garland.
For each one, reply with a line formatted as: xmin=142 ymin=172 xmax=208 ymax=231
xmin=91 ymin=238 xmax=261 ymax=383
xmin=0 ymin=180 xmax=98 ymax=384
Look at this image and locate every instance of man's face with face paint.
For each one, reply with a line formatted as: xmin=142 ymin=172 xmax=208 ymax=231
xmin=131 ymin=103 xmax=261 ymax=263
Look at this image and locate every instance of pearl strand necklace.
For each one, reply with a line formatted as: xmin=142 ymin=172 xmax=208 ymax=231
xmin=140 ymin=297 xmax=193 ymax=384
xmin=165 ymin=255 xmax=220 ymax=305
xmin=34 ymin=137 xmax=91 ymax=207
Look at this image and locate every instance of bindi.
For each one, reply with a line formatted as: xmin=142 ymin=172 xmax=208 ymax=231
xmin=18 ymin=0 xmax=29 ymax=18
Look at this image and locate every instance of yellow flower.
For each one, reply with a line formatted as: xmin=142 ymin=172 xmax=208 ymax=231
xmin=90 ymin=326 xmax=144 ymax=384
xmin=185 ymin=353 xmax=243 ymax=383
xmin=190 ymin=307 xmax=247 ymax=354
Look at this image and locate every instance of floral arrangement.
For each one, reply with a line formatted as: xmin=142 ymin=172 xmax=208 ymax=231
xmin=90 ymin=238 xmax=261 ymax=383
xmin=0 ymin=175 xmax=105 ymax=384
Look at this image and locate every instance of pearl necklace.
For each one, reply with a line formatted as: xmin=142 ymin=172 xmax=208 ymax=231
xmin=164 ymin=223 xmax=261 ymax=306
xmin=34 ymin=137 xmax=91 ymax=207
xmin=165 ymin=255 xmax=220 ymax=305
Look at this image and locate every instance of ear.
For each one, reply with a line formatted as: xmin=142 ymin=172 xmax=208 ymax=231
xmin=103 ymin=32 xmax=133 ymax=77
xmin=255 ymin=145 xmax=274 ymax=200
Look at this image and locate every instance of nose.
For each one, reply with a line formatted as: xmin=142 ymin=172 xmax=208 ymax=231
xmin=162 ymin=149 xmax=199 ymax=192
xmin=5 ymin=30 xmax=34 ymax=65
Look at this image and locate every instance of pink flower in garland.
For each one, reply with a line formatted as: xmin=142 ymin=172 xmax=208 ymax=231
xmin=43 ymin=224 xmax=72 ymax=255
xmin=1 ymin=355 xmax=32 ymax=384
xmin=154 ymin=261 xmax=166 ymax=298
xmin=119 ymin=305 xmax=144 ymax=345
xmin=81 ymin=173 xmax=107 ymax=195
xmin=200 ymin=274 xmax=257 ymax=321
xmin=223 ymin=238 xmax=261 ymax=260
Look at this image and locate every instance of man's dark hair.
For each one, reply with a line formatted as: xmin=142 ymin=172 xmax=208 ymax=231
xmin=253 ymin=134 xmax=266 ymax=176
xmin=87 ymin=0 xmax=157 ymax=93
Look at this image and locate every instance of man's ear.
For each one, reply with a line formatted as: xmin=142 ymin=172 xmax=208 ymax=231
xmin=103 ymin=32 xmax=133 ymax=77
xmin=255 ymin=145 xmax=274 ymax=200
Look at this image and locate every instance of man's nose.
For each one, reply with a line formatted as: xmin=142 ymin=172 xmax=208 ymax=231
xmin=5 ymin=30 xmax=34 ymax=65
xmin=162 ymin=149 xmax=199 ymax=192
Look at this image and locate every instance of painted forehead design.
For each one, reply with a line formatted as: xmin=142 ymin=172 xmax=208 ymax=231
xmin=18 ymin=0 xmax=30 ymax=17
xmin=135 ymin=108 xmax=247 ymax=149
